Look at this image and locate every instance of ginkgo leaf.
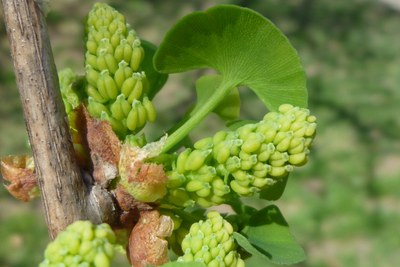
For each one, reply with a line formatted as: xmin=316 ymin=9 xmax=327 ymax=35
xmin=154 ymin=5 xmax=307 ymax=111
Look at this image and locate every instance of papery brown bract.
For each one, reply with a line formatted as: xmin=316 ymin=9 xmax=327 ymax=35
xmin=1 ymin=155 xmax=38 ymax=202
xmin=128 ymin=210 xmax=173 ymax=267
xmin=76 ymin=105 xmax=121 ymax=187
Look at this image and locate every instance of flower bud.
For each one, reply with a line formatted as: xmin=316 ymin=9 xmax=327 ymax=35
xmin=84 ymin=3 xmax=153 ymax=139
xmin=178 ymin=211 xmax=243 ymax=266
xmin=165 ymin=104 xmax=317 ymax=205
xmin=39 ymin=221 xmax=120 ymax=267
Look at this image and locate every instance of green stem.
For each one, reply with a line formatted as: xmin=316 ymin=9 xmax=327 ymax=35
xmin=162 ymin=81 xmax=234 ymax=153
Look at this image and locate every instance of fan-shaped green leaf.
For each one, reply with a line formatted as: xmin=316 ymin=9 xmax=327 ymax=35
xmin=242 ymin=205 xmax=306 ymax=265
xmin=154 ymin=5 xmax=307 ymax=111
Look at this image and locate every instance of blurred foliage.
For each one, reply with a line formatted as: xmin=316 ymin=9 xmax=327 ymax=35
xmin=1 ymin=0 xmax=400 ymax=267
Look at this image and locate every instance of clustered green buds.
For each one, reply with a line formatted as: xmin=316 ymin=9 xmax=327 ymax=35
xmin=165 ymin=104 xmax=317 ymax=207
xmin=39 ymin=220 xmax=121 ymax=267
xmin=178 ymin=211 xmax=245 ymax=267
xmin=84 ymin=3 xmax=156 ymax=138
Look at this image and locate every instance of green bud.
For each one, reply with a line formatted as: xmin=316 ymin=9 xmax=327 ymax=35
xmin=241 ymin=132 xmax=264 ymax=153
xmin=211 ymin=178 xmax=230 ymax=196
xmin=194 ymin=137 xmax=214 ymax=150
xmin=167 ymin=171 xmax=186 ymax=188
xmin=179 ymin=212 xmax=243 ymax=266
xmin=87 ymin=97 xmax=109 ymax=118
xmin=181 ymin=253 xmax=194 ymax=262
xmin=126 ymin=105 xmax=139 ymax=131
xmin=192 ymin=171 xmax=215 ymax=183
xmin=39 ymin=220 xmax=120 ymax=266
xmin=190 ymin=236 xmax=203 ymax=253
xmin=143 ymin=97 xmax=157 ymax=122
xmin=252 ymin=165 xmax=269 ymax=178
xmin=208 ymin=259 xmax=220 ymax=267
xmin=121 ymin=76 xmax=136 ymax=98
xmin=307 ymin=115 xmax=317 ymax=123
xmin=240 ymin=154 xmax=258 ymax=170
xmin=176 ymin=148 xmax=191 ymax=174
xmin=194 ymin=196 xmax=214 ymax=208
xmin=276 ymin=133 xmax=293 ymax=152
xmin=232 ymin=170 xmax=249 ymax=182
xmin=236 ymin=124 xmax=256 ymax=138
xmin=135 ymin=101 xmax=147 ymax=128
xmin=225 ymin=156 xmax=241 ymax=173
xmin=196 ymin=186 xmax=212 ymax=198
xmin=293 ymin=126 xmax=307 ymax=138
xmin=201 ymin=251 xmax=213 ymax=264
xmin=290 ymin=137 xmax=304 ymax=148
xmin=186 ymin=180 xmax=206 ymax=192
xmin=213 ymin=130 xmax=227 ymax=145
xmin=67 ymin=238 xmax=80 ymax=255
xmin=252 ymin=177 xmax=275 ymax=188
xmin=214 ymin=142 xmax=231 ymax=164
xmin=102 ymin=243 xmax=115 ymax=258
xmin=200 ymin=222 xmax=214 ymax=237
xmin=289 ymin=142 xmax=305 ymax=154
xmin=289 ymin=152 xmax=307 ymax=166
xmin=304 ymin=138 xmax=313 ymax=148
xmin=305 ymin=123 xmax=317 ymax=137
xmin=269 ymin=166 xmax=289 ymax=178
xmin=228 ymin=139 xmax=242 ymax=156
xmin=230 ymin=180 xmax=251 ymax=196
xmin=185 ymin=149 xmax=212 ymax=171
xmin=234 ymin=177 xmax=251 ymax=187
xmin=94 ymin=252 xmax=110 ymax=267
xmin=167 ymin=188 xmax=194 ymax=207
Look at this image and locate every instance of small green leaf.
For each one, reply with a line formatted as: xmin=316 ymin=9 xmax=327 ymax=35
xmin=258 ymin=176 xmax=289 ymax=201
xmin=242 ymin=205 xmax=306 ymax=265
xmin=233 ymin=232 xmax=272 ymax=263
xmin=245 ymin=255 xmax=276 ymax=267
xmin=192 ymin=75 xmax=240 ymax=121
xmin=160 ymin=262 xmax=206 ymax=267
xmin=154 ymin=5 xmax=307 ymax=111
xmin=141 ymin=40 xmax=168 ymax=99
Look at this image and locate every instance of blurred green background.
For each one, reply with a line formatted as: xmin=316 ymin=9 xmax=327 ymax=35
xmin=1 ymin=0 xmax=400 ymax=266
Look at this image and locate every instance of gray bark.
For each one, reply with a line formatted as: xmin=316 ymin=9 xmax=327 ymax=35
xmin=1 ymin=0 xmax=116 ymax=239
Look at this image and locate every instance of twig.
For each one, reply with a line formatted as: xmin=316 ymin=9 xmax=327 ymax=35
xmin=1 ymin=0 xmax=116 ymax=238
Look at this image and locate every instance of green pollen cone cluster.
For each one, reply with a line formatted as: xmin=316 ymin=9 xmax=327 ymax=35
xmin=39 ymin=220 xmax=121 ymax=267
xmin=166 ymin=104 xmax=317 ymax=207
xmin=178 ymin=211 xmax=245 ymax=267
xmin=84 ymin=3 xmax=156 ymax=138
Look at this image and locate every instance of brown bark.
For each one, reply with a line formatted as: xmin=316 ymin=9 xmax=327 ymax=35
xmin=1 ymin=0 xmax=116 ymax=238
